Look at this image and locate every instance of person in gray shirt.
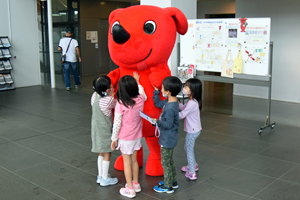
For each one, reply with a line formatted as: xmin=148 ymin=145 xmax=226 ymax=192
xmin=152 ymin=76 xmax=182 ymax=194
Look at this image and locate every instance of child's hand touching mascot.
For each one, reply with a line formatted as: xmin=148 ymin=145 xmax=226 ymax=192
xmin=107 ymin=5 xmax=188 ymax=176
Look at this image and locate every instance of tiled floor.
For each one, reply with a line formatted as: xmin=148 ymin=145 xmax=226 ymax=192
xmin=1 ymin=80 xmax=300 ymax=199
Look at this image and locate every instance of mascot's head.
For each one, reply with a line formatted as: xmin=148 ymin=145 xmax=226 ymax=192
xmin=239 ymin=18 xmax=247 ymax=23
xmin=108 ymin=5 xmax=188 ymax=71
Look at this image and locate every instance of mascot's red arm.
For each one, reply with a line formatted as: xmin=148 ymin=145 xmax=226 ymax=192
xmin=107 ymin=68 xmax=120 ymax=88
xmin=149 ymin=67 xmax=171 ymax=89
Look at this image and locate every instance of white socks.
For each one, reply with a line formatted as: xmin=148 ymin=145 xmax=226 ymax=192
xmin=102 ymin=161 xmax=110 ymax=180
xmin=98 ymin=156 xmax=110 ymax=180
xmin=97 ymin=156 xmax=104 ymax=177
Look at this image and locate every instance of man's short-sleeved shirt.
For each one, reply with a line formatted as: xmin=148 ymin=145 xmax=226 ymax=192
xmin=58 ymin=37 xmax=79 ymax=62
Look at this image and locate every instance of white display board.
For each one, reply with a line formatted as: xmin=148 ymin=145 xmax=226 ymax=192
xmin=180 ymin=18 xmax=271 ymax=76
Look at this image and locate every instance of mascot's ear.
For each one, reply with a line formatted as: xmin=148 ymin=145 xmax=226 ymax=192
xmin=109 ymin=8 xmax=124 ymax=25
xmin=163 ymin=7 xmax=188 ymax=35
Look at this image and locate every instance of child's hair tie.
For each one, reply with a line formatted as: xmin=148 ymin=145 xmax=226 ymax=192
xmin=102 ymin=91 xmax=107 ymax=96
xmin=93 ymin=86 xmax=95 ymax=90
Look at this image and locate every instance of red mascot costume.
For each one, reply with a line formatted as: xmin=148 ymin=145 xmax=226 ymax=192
xmin=107 ymin=5 xmax=188 ymax=176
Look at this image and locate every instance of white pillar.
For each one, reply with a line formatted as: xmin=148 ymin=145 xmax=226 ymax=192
xmin=6 ymin=0 xmax=12 ymax=41
xmin=47 ymin=0 xmax=56 ymax=88
xmin=140 ymin=0 xmax=196 ymax=76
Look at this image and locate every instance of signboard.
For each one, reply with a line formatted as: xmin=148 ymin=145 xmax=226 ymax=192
xmin=180 ymin=18 xmax=271 ymax=76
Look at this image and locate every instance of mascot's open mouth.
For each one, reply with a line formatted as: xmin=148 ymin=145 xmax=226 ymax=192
xmin=136 ymin=49 xmax=152 ymax=71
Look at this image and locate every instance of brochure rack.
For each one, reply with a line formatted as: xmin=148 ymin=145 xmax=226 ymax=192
xmin=0 ymin=36 xmax=14 ymax=91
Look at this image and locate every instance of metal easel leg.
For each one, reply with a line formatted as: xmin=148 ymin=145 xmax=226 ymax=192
xmin=259 ymin=42 xmax=276 ymax=134
xmin=259 ymin=116 xmax=276 ymax=134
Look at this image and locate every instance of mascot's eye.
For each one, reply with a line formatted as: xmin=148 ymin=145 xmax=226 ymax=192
xmin=144 ymin=21 xmax=156 ymax=34
xmin=111 ymin=21 xmax=120 ymax=34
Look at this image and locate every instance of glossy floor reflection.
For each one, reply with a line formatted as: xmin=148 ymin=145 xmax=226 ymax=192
xmin=0 ymin=83 xmax=300 ymax=200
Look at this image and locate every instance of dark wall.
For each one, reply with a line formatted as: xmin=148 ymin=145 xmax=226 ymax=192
xmin=79 ymin=0 xmax=131 ymax=76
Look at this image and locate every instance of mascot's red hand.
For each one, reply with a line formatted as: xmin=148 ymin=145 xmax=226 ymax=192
xmin=149 ymin=67 xmax=171 ymax=89
xmin=107 ymin=68 xmax=120 ymax=88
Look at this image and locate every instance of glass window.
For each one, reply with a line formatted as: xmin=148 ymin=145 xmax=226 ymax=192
xmin=72 ymin=2 xmax=78 ymax=21
xmin=52 ymin=0 xmax=68 ymax=22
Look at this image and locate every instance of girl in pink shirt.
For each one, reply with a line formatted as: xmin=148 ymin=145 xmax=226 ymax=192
xmin=111 ymin=72 xmax=147 ymax=198
xmin=179 ymin=78 xmax=202 ymax=180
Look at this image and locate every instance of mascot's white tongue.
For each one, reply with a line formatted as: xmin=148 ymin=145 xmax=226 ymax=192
xmin=137 ymin=60 xmax=147 ymax=71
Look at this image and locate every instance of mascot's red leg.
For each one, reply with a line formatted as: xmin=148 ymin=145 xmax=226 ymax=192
xmin=145 ymin=136 xmax=164 ymax=176
xmin=114 ymin=147 xmax=144 ymax=171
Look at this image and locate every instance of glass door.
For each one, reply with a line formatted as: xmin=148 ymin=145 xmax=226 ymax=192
xmin=38 ymin=0 xmax=80 ymax=86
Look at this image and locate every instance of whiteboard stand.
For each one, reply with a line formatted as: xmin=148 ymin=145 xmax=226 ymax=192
xmin=195 ymin=42 xmax=276 ymax=134
xmin=258 ymin=42 xmax=276 ymax=134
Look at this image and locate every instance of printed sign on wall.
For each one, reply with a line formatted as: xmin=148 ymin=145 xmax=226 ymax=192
xmin=180 ymin=18 xmax=271 ymax=76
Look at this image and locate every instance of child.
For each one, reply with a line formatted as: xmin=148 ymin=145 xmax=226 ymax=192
xmin=111 ymin=72 xmax=147 ymax=198
xmin=179 ymin=78 xmax=202 ymax=180
xmin=152 ymin=76 xmax=182 ymax=193
xmin=91 ymin=75 xmax=118 ymax=186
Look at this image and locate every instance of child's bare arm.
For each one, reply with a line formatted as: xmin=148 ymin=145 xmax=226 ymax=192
xmin=111 ymin=141 xmax=118 ymax=151
xmin=133 ymin=71 xmax=140 ymax=85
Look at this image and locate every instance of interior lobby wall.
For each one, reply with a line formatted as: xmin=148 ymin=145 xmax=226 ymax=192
xmin=0 ymin=0 xmax=41 ymax=88
xmin=79 ymin=0 xmax=131 ymax=76
xmin=235 ymin=0 xmax=300 ymax=103
xmin=197 ymin=0 xmax=235 ymax=18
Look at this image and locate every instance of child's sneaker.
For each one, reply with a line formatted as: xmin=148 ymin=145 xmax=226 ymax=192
xmin=96 ymin=174 xmax=113 ymax=184
xmin=158 ymin=180 xmax=179 ymax=189
xmin=99 ymin=176 xmax=118 ymax=186
xmin=185 ymin=171 xmax=197 ymax=180
xmin=96 ymin=176 xmax=102 ymax=184
xmin=153 ymin=184 xmax=174 ymax=193
xmin=125 ymin=182 xmax=141 ymax=192
xmin=120 ymin=187 xmax=136 ymax=198
xmin=181 ymin=163 xmax=199 ymax=172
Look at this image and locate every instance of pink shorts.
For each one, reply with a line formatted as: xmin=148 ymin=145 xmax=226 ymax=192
xmin=117 ymin=138 xmax=142 ymax=155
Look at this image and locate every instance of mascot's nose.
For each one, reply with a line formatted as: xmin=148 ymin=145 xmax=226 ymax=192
xmin=112 ymin=24 xmax=130 ymax=44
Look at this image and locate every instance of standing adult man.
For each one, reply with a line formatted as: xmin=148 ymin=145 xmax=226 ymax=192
xmin=58 ymin=28 xmax=82 ymax=91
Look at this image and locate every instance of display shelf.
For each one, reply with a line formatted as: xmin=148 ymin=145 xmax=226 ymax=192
xmin=1 ymin=48 xmax=12 ymax=58
xmin=0 ymin=36 xmax=14 ymax=91
xmin=0 ymin=84 xmax=15 ymax=91
xmin=0 ymin=36 xmax=11 ymax=48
